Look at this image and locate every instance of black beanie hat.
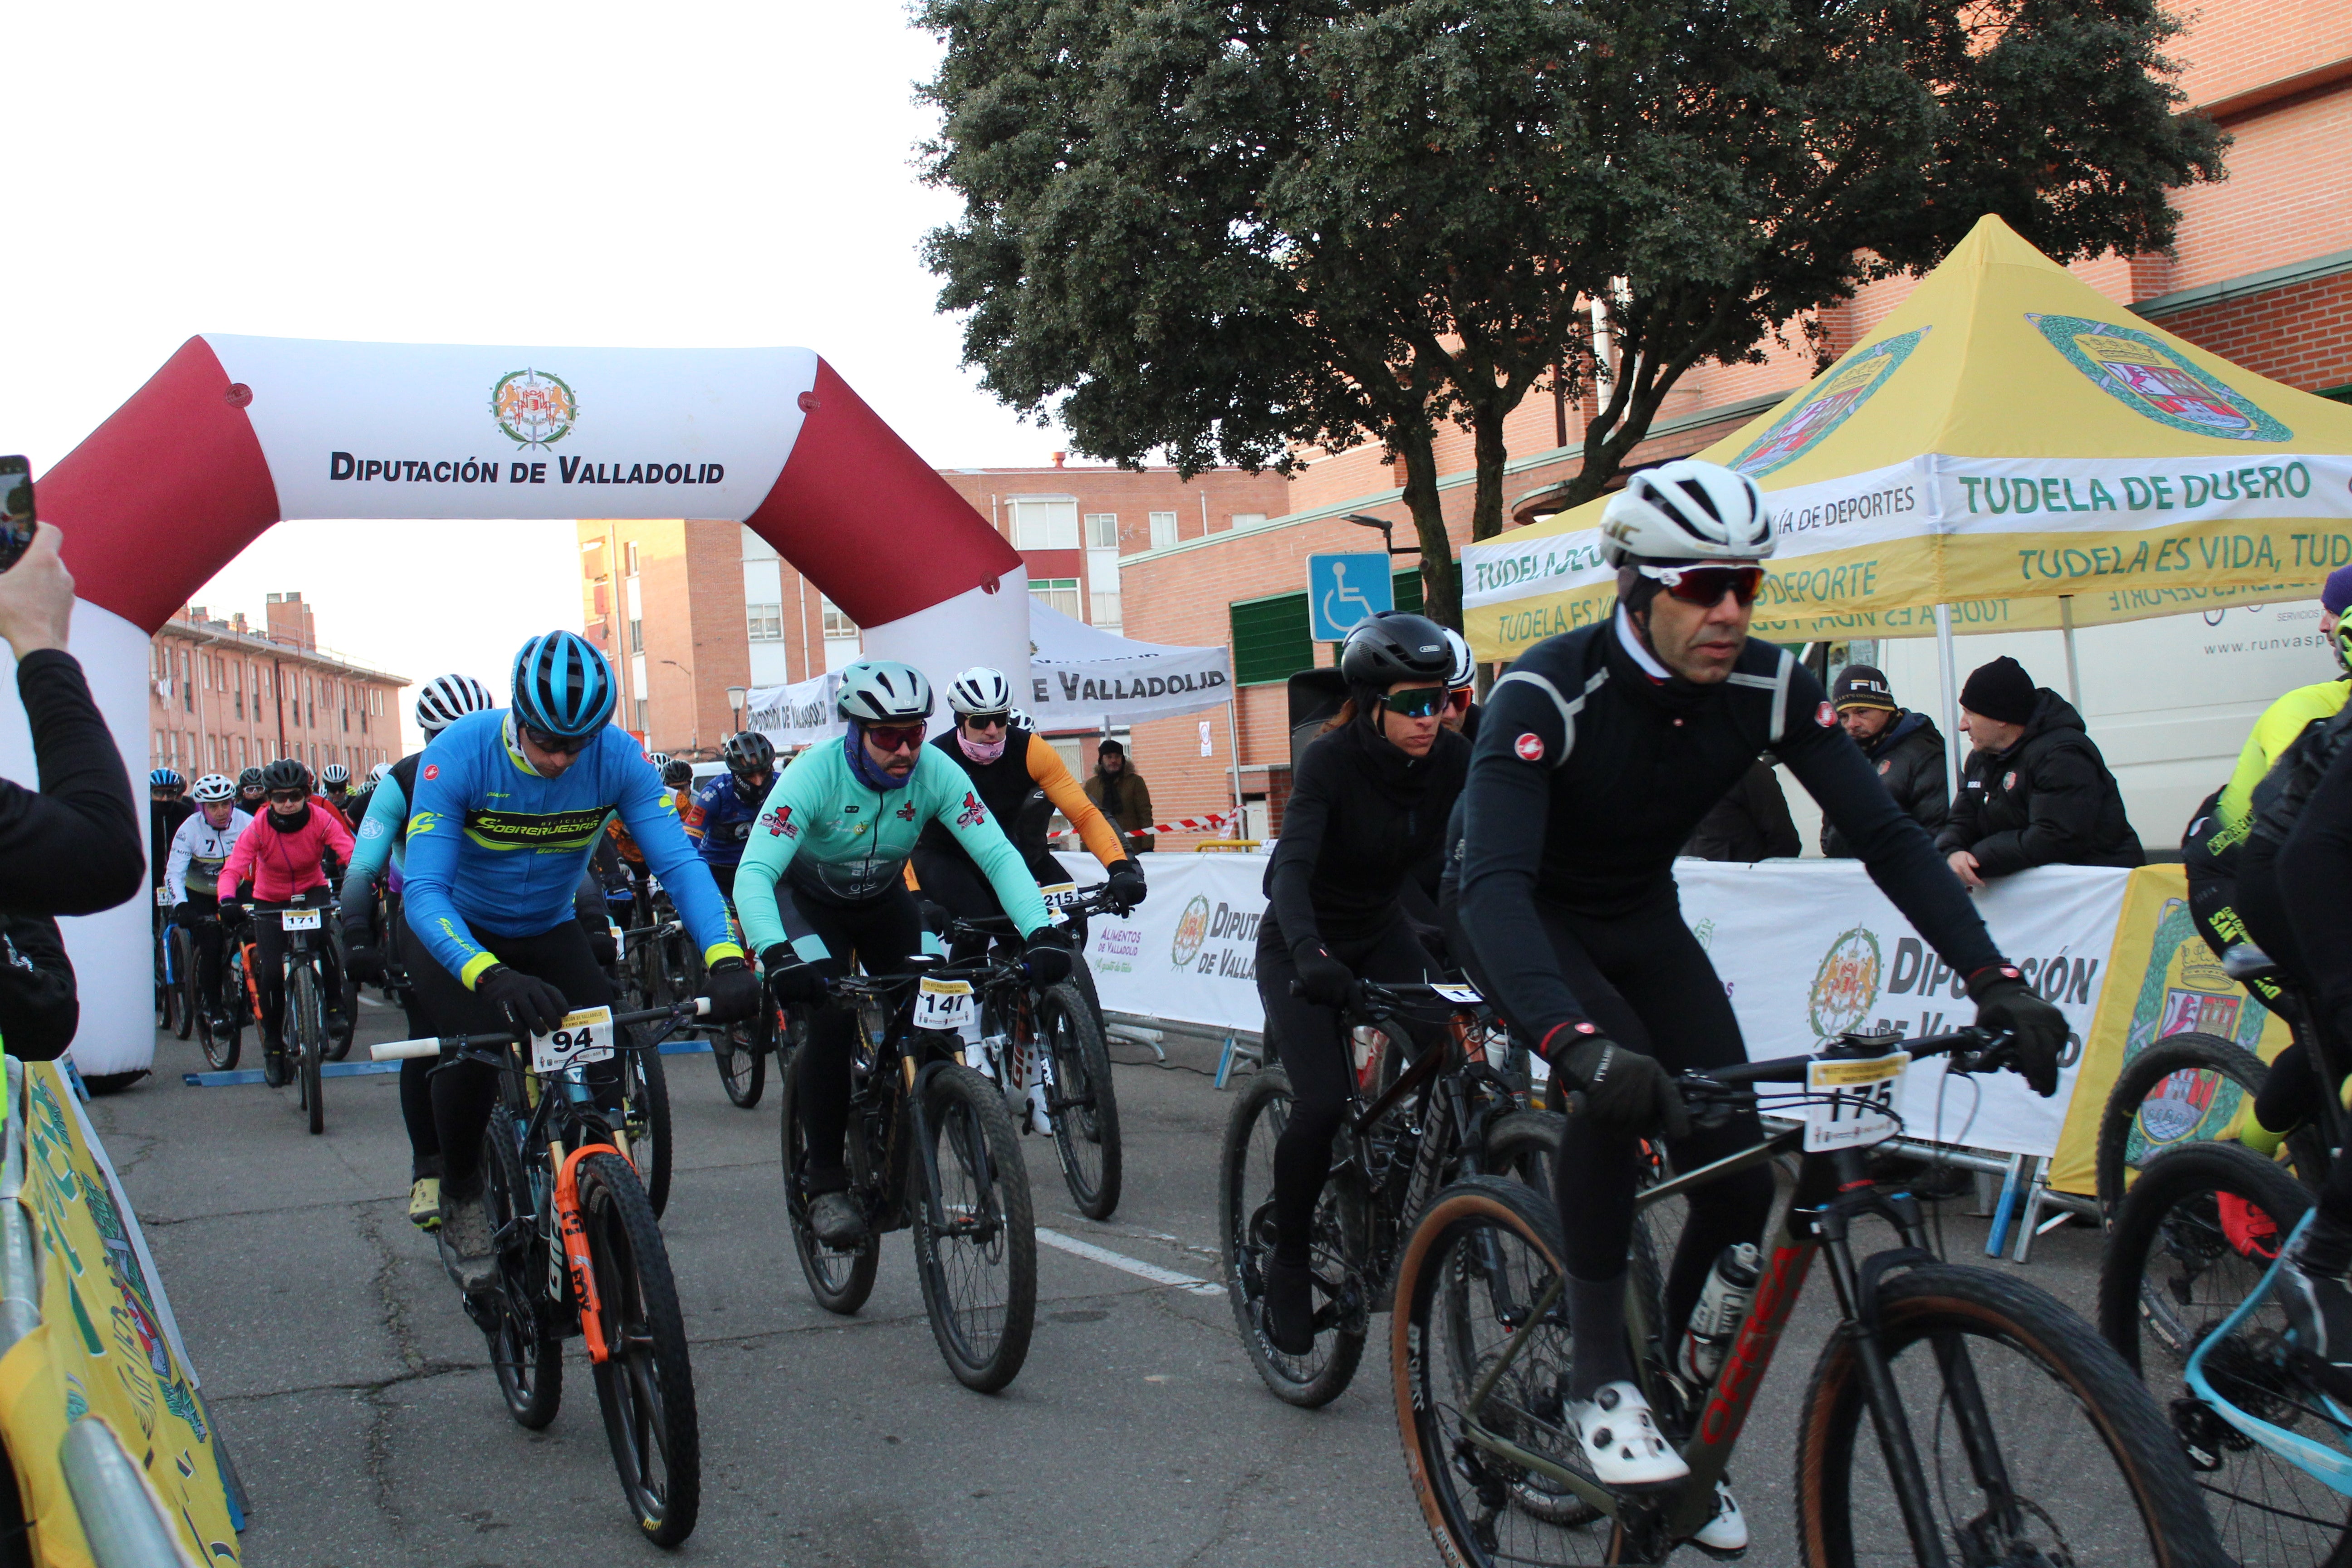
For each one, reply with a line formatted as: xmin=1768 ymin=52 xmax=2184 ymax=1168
xmin=1831 ymin=665 xmax=1897 ymax=712
xmin=1960 ymin=656 xmax=2037 ymax=726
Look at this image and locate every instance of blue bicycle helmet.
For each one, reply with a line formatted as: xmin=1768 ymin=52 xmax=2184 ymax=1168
xmin=149 ymin=767 xmax=184 ymax=790
xmin=510 ymin=630 xmax=616 ymax=741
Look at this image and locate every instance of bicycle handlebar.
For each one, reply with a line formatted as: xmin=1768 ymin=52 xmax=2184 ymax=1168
xmin=369 ymin=999 xmax=712 ymax=1060
xmin=1687 ymin=1028 xmax=2005 ymax=1090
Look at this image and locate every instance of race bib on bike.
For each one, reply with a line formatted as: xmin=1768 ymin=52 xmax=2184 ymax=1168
xmin=531 ymin=1005 xmax=617 ymax=1074
xmin=913 ymin=977 xmax=976 ymax=1032
xmin=155 ymin=885 xmax=173 ymax=908
xmin=1039 ymin=882 xmax=1083 ymax=909
xmin=1802 ymin=1051 xmax=1908 ymax=1152
xmin=1431 ymin=983 xmax=1483 ymax=1006
xmin=280 ymin=908 xmax=322 ymax=931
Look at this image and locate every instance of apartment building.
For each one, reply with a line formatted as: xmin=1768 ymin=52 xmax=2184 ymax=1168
xmin=147 ymin=591 xmax=408 ymax=782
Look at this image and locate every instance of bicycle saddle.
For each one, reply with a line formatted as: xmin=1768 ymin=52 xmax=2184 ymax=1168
xmin=2221 ymin=942 xmax=2282 ymax=984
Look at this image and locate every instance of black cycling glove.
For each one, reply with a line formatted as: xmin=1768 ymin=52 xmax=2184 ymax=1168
xmin=1291 ymin=941 xmax=1357 ymax=1009
xmin=344 ymin=941 xmax=384 ymax=985
xmin=1105 ymin=858 xmax=1148 ymax=910
xmin=1021 ymin=926 xmax=1074 ymax=988
xmin=169 ymin=902 xmax=192 ymax=930
xmin=702 ymin=957 xmax=763 ymax=1024
xmin=1548 ymin=1025 xmax=1690 ymax=1142
xmin=762 ymin=945 xmax=838 ymax=1008
xmin=1966 ymin=965 xmax=2067 ymax=1097
xmin=476 ymin=964 xmax=572 ymax=1036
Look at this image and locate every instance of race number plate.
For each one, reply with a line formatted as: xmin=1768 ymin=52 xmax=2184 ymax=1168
xmin=1803 ymin=1051 xmax=1909 ymax=1152
xmin=1039 ymin=882 xmax=1083 ymax=909
xmin=155 ymin=885 xmax=173 ymax=908
xmin=280 ymin=908 xmax=322 ymax=931
xmin=914 ymin=977 xmax=976 ymax=1032
xmin=531 ymin=1005 xmax=616 ymax=1074
xmin=1431 ymin=983 xmax=1483 ymax=1006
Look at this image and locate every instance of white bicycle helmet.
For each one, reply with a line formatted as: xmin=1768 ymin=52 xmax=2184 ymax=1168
xmin=947 ymin=666 xmax=1014 ymax=717
xmin=1441 ymin=627 xmax=1475 ymax=690
xmin=190 ymin=773 xmax=236 ymax=804
xmin=836 ymin=661 xmax=934 ymax=724
xmin=1599 ymin=459 xmax=1774 ymax=566
xmin=415 ymin=672 xmax=495 ymax=736
xmin=368 ymin=762 xmax=390 ymax=783
xmin=320 ymin=763 xmax=350 ymax=785
xmin=647 ymin=750 xmax=671 ymax=771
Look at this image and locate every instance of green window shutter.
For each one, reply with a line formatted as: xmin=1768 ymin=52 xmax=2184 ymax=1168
xmin=2322 ymin=385 xmax=2352 ymax=405
xmin=1393 ymin=569 xmax=1424 ymax=614
xmin=1231 ymin=592 xmax=1312 ymax=686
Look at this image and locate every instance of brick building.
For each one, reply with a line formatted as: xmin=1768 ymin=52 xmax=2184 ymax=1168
xmin=147 ymin=592 xmax=408 ymax=783
xmin=1117 ymin=0 xmax=2352 ymax=840
xmin=575 ymin=459 xmax=1289 ymax=762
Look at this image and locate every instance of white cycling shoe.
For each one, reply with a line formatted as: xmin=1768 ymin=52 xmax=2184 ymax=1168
xmin=1692 ymin=1480 xmax=1748 ymax=1556
xmin=1567 ymin=1381 xmax=1690 ymax=1487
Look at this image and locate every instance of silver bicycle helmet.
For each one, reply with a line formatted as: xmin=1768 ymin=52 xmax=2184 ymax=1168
xmin=836 ymin=661 xmax=934 ymax=724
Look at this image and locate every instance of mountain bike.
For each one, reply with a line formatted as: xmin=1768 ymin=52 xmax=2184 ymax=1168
xmin=938 ymin=882 xmax=1129 ymax=1220
xmin=374 ymin=998 xmax=711 ymax=1546
xmin=179 ymin=906 xmax=242 ymax=1069
xmin=2100 ymin=940 xmax=2352 ymax=1568
xmin=2094 ymin=1028 xmax=2323 ymax=1218
xmin=1393 ymin=1026 xmax=2228 ymax=1567
xmin=152 ymin=888 xmax=180 ymax=1034
xmin=260 ymin=896 xmax=338 ymax=1136
xmin=167 ymin=910 xmax=198 ymax=1044
xmin=1220 ymin=980 xmax=1562 ymax=1408
xmin=777 ymin=953 xmax=1037 ymax=1393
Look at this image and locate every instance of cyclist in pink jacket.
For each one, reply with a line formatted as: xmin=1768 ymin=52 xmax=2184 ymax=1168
xmin=223 ymin=759 xmax=357 ymax=1084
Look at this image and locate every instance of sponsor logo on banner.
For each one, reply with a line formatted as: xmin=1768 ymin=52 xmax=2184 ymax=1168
xmin=2028 ymin=315 xmax=2292 ymax=443
xmin=1808 ymin=926 xmax=1883 ymax=1038
xmin=1089 ymin=922 xmax=1143 ymax=974
xmin=1172 ymin=896 xmax=1210 ymax=967
xmin=1732 ymin=328 xmax=1929 ymax=478
xmin=492 ymin=368 xmax=579 ymax=448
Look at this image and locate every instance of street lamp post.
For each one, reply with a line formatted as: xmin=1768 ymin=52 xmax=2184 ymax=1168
xmin=659 ymin=659 xmax=696 ymax=752
xmin=1343 ymin=512 xmax=1421 ymax=558
xmin=726 ymin=686 xmax=747 ymax=740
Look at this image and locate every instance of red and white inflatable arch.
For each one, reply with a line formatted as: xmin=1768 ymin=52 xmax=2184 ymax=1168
xmin=11 ymin=335 xmax=1032 ymax=1076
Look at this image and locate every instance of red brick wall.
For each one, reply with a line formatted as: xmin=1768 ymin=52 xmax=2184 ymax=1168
xmin=2156 ymin=269 xmax=2352 ymax=395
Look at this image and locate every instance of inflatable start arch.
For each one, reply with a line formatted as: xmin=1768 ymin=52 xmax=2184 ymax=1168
xmin=22 ymin=335 xmax=1034 ymax=1076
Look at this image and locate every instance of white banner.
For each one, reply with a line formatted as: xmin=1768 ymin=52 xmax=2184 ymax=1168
xmin=1024 ymin=603 xmax=1234 ymax=725
xmin=746 ymin=670 xmax=845 ymax=749
xmin=1064 ymin=851 xmax=2128 ymax=1158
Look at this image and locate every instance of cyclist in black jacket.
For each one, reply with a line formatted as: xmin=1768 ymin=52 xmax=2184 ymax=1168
xmin=1255 ymin=612 xmax=1469 ymax=1356
xmin=1455 ymin=460 xmax=2066 ymax=1533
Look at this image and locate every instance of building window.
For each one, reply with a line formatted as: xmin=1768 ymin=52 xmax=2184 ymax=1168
xmin=1090 ymin=587 xmax=1123 ymax=631
xmin=1009 ymin=497 xmax=1079 ymax=550
xmin=821 ymin=597 xmax=858 ymax=641
xmin=1029 ymin=578 xmax=1082 ymax=618
xmin=634 ymin=698 xmax=648 ymax=734
xmin=1231 ymin=513 xmax=1267 ymax=530
xmin=747 ymin=603 xmax=783 ymax=641
xmin=1084 ymin=513 xmax=1119 ymax=549
xmin=1149 ymin=510 xmax=1178 ymax=550
xmin=624 ymin=540 xmax=640 ymax=577
xmin=629 ymin=617 xmax=644 ymax=653
xmin=235 ymin=736 xmax=246 ymax=769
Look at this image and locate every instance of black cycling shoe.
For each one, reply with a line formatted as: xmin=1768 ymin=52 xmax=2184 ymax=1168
xmin=808 ymin=1191 xmax=868 ymax=1250
xmin=2280 ymin=1215 xmax=2352 ymax=1401
xmin=1261 ymin=1254 xmax=1317 ymax=1356
xmin=261 ymin=1040 xmax=288 ymax=1088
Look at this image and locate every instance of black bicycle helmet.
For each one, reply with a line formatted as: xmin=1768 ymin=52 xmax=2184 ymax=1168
xmin=260 ymin=759 xmax=309 ymax=794
xmin=662 ymin=758 xmax=694 ymax=789
xmin=722 ymin=730 xmax=775 ymax=781
xmin=237 ymin=767 xmax=265 ymax=792
xmin=1339 ymin=612 xmax=1454 ymax=688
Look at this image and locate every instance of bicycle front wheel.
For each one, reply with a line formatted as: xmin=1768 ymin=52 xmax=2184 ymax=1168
xmin=2095 ymin=1032 xmax=2320 ymax=1216
xmin=1039 ymin=981 xmax=1122 ymax=1220
xmin=620 ymin=1034 xmax=673 ymax=1218
xmin=170 ymin=927 xmax=198 ymax=1041
xmin=712 ymin=1024 xmax=765 ymax=1109
xmin=2098 ymin=1141 xmax=2346 ymax=1568
xmin=576 ymin=1150 xmax=700 ymax=1547
xmin=291 ymin=964 xmax=325 ymax=1135
xmin=912 ymin=1063 xmax=1036 ymax=1393
xmin=1798 ymin=1262 xmax=2228 ymax=1568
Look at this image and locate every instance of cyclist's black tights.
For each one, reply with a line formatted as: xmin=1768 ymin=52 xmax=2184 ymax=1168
xmin=1255 ymin=913 xmax=1441 ymax=1262
xmin=253 ymin=887 xmax=337 ymax=1049
xmin=1472 ymin=885 xmax=1774 ymax=1358
xmin=2239 ymin=830 xmax=2352 ymax=1230
xmin=775 ymin=881 xmax=926 ymax=1190
xmin=2186 ymin=865 xmax=2288 ymax=1017
xmin=182 ymin=891 xmax=225 ymax=1009
xmin=407 ymin=920 xmax=615 ymax=1200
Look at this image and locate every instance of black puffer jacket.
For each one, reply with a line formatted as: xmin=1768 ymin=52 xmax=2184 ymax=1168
xmin=1823 ymin=710 xmax=1949 ymax=858
xmin=1936 ymin=690 xmax=2141 ymax=874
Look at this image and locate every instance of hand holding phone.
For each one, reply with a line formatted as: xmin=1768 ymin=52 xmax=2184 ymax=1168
xmin=0 ymin=520 xmax=75 ymax=661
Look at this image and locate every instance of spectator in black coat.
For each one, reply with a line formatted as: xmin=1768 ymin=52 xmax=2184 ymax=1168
xmin=1936 ymin=655 xmax=2141 ymax=887
xmin=1684 ymin=758 xmax=1801 ymax=862
xmin=1821 ymin=665 xmax=1950 ymax=858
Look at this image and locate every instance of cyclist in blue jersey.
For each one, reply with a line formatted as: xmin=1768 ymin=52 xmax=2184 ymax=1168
xmin=732 ymin=662 xmax=1075 ymax=1248
xmin=683 ymin=730 xmax=775 ymax=902
xmin=402 ymin=632 xmax=763 ymax=1287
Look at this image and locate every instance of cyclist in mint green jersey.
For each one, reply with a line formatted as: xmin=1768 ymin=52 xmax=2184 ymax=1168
xmin=734 ymin=661 xmax=1073 ymax=1248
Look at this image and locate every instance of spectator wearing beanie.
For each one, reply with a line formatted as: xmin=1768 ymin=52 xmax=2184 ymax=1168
xmin=1937 ymin=655 xmax=2141 ymax=886
xmin=1821 ymin=665 xmax=1949 ymax=858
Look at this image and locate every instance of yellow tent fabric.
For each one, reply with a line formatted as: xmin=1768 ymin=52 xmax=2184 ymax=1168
xmin=1464 ymin=215 xmax=2352 ymax=662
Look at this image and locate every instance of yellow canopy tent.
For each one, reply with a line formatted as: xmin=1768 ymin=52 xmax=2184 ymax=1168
xmin=1463 ymin=214 xmax=2352 ymax=671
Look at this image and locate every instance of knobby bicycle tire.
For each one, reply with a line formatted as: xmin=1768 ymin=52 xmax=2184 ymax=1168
xmin=1798 ymin=1261 xmax=2229 ymax=1568
xmin=1218 ymin=1066 xmax=1367 ymax=1408
xmin=2098 ymin=1141 xmax=2348 ymax=1568
xmin=623 ymin=1032 xmax=673 ymax=1218
xmin=291 ymin=965 xmax=325 ymax=1136
xmin=778 ymin=1042 xmax=877 ymax=1315
xmin=576 ymin=1150 xmax=701 ymax=1547
xmin=480 ymin=1117 xmax=561 ymax=1429
xmin=2096 ymin=1032 xmax=2319 ymax=1217
xmin=204 ymin=950 xmax=243 ymax=1071
xmin=912 ymin=1064 xmax=1036 ymax=1393
xmin=170 ymin=927 xmax=197 ymax=1041
xmin=1039 ymin=980 xmax=1122 ymax=1220
xmin=713 ymin=1024 xmax=766 ymax=1109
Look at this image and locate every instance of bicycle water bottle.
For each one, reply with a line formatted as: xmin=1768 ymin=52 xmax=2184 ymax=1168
xmin=1675 ymin=1242 xmax=1762 ymax=1384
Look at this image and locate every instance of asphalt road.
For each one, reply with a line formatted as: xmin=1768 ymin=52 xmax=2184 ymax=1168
xmin=93 ymin=1000 xmax=2112 ymax=1568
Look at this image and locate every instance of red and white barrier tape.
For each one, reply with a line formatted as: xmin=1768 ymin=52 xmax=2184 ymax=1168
xmin=1049 ymin=811 xmax=1237 ymax=840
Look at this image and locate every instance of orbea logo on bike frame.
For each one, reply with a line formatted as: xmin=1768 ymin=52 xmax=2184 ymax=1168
xmin=1808 ymin=926 xmax=1883 ymax=1038
xmin=1171 ymin=895 xmax=1211 ymax=967
xmin=491 ymin=368 xmax=579 ymax=449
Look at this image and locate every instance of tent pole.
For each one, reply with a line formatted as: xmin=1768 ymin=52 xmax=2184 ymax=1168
xmin=2060 ymin=594 xmax=2082 ymax=708
xmin=1225 ymin=699 xmax=1245 ymax=839
xmin=1936 ymin=603 xmax=1963 ymax=800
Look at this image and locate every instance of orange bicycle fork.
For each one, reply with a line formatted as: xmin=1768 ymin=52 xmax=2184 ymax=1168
xmin=553 ymin=1142 xmax=631 ymax=1364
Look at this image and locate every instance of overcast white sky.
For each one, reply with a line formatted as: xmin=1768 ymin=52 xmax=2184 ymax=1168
xmin=4 ymin=1 xmax=1064 ymax=748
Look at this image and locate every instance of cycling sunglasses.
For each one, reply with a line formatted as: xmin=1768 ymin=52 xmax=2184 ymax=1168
xmin=267 ymin=788 xmax=307 ymax=804
xmin=1637 ymin=563 xmax=1767 ymax=608
xmin=1382 ymin=685 xmax=1451 ymax=720
xmin=1446 ymin=687 xmax=1474 ymax=714
xmin=865 ymin=722 xmax=927 ymax=753
xmin=522 ymin=725 xmax=591 ymax=757
xmin=961 ymin=711 xmax=1010 ymax=731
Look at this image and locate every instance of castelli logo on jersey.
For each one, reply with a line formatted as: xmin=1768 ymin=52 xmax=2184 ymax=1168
xmin=491 ymin=368 xmax=578 ymax=448
xmin=1514 ymin=732 xmax=1544 ymax=762
xmin=2004 ymin=770 xmax=2019 ymax=792
xmin=1817 ymin=701 xmax=1837 ymax=728
xmin=422 ymin=764 xmax=439 ymax=782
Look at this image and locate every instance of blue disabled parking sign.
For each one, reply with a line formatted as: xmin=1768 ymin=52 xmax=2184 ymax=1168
xmin=1308 ymin=553 xmax=1395 ymax=642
